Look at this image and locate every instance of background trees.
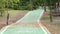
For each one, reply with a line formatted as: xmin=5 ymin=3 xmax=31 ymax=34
xmin=0 ymin=0 xmax=59 ymax=10
xmin=0 ymin=0 xmax=5 ymax=16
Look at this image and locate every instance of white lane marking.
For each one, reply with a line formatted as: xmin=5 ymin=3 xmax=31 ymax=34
xmin=37 ymin=9 xmax=51 ymax=34
xmin=0 ymin=26 xmax=10 ymax=34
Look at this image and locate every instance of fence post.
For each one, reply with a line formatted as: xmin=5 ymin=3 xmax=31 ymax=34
xmin=7 ymin=12 xmax=9 ymax=25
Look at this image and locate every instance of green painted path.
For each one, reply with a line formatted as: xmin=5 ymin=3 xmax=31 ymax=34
xmin=0 ymin=7 xmax=50 ymax=34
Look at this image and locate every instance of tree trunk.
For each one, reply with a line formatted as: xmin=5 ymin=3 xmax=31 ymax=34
xmin=30 ymin=0 xmax=33 ymax=10
xmin=44 ymin=4 xmax=46 ymax=12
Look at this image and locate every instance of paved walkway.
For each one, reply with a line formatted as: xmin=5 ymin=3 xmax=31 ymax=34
xmin=0 ymin=7 xmax=50 ymax=34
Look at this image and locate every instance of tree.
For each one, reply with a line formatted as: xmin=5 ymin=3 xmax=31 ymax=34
xmin=0 ymin=0 xmax=5 ymax=16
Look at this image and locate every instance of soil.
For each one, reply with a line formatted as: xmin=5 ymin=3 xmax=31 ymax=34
xmin=41 ymin=12 xmax=60 ymax=34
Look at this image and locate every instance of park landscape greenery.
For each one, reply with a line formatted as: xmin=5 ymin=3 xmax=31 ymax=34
xmin=0 ymin=0 xmax=59 ymax=16
xmin=0 ymin=0 xmax=59 ymax=10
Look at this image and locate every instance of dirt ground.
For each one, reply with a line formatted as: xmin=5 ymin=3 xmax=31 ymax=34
xmin=0 ymin=10 xmax=28 ymax=29
xmin=41 ymin=12 xmax=60 ymax=34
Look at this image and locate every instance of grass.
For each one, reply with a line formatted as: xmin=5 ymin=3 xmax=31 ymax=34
xmin=8 ymin=10 xmax=20 ymax=17
xmin=0 ymin=10 xmax=24 ymax=17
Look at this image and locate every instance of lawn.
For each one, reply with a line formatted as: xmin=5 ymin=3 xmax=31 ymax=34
xmin=2 ymin=10 xmax=21 ymax=17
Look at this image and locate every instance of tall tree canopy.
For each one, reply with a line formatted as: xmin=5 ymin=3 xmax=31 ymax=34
xmin=0 ymin=0 xmax=59 ymax=10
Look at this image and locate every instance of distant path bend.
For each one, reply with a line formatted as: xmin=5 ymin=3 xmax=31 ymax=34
xmin=0 ymin=8 xmax=51 ymax=34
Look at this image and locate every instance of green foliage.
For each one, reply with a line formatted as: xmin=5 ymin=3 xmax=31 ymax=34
xmin=0 ymin=0 xmax=59 ymax=10
xmin=0 ymin=0 xmax=5 ymax=9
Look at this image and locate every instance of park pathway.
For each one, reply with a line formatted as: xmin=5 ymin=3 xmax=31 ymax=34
xmin=0 ymin=7 xmax=50 ymax=34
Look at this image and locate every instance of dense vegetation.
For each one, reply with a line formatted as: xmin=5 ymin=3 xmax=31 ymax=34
xmin=0 ymin=0 xmax=59 ymax=10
